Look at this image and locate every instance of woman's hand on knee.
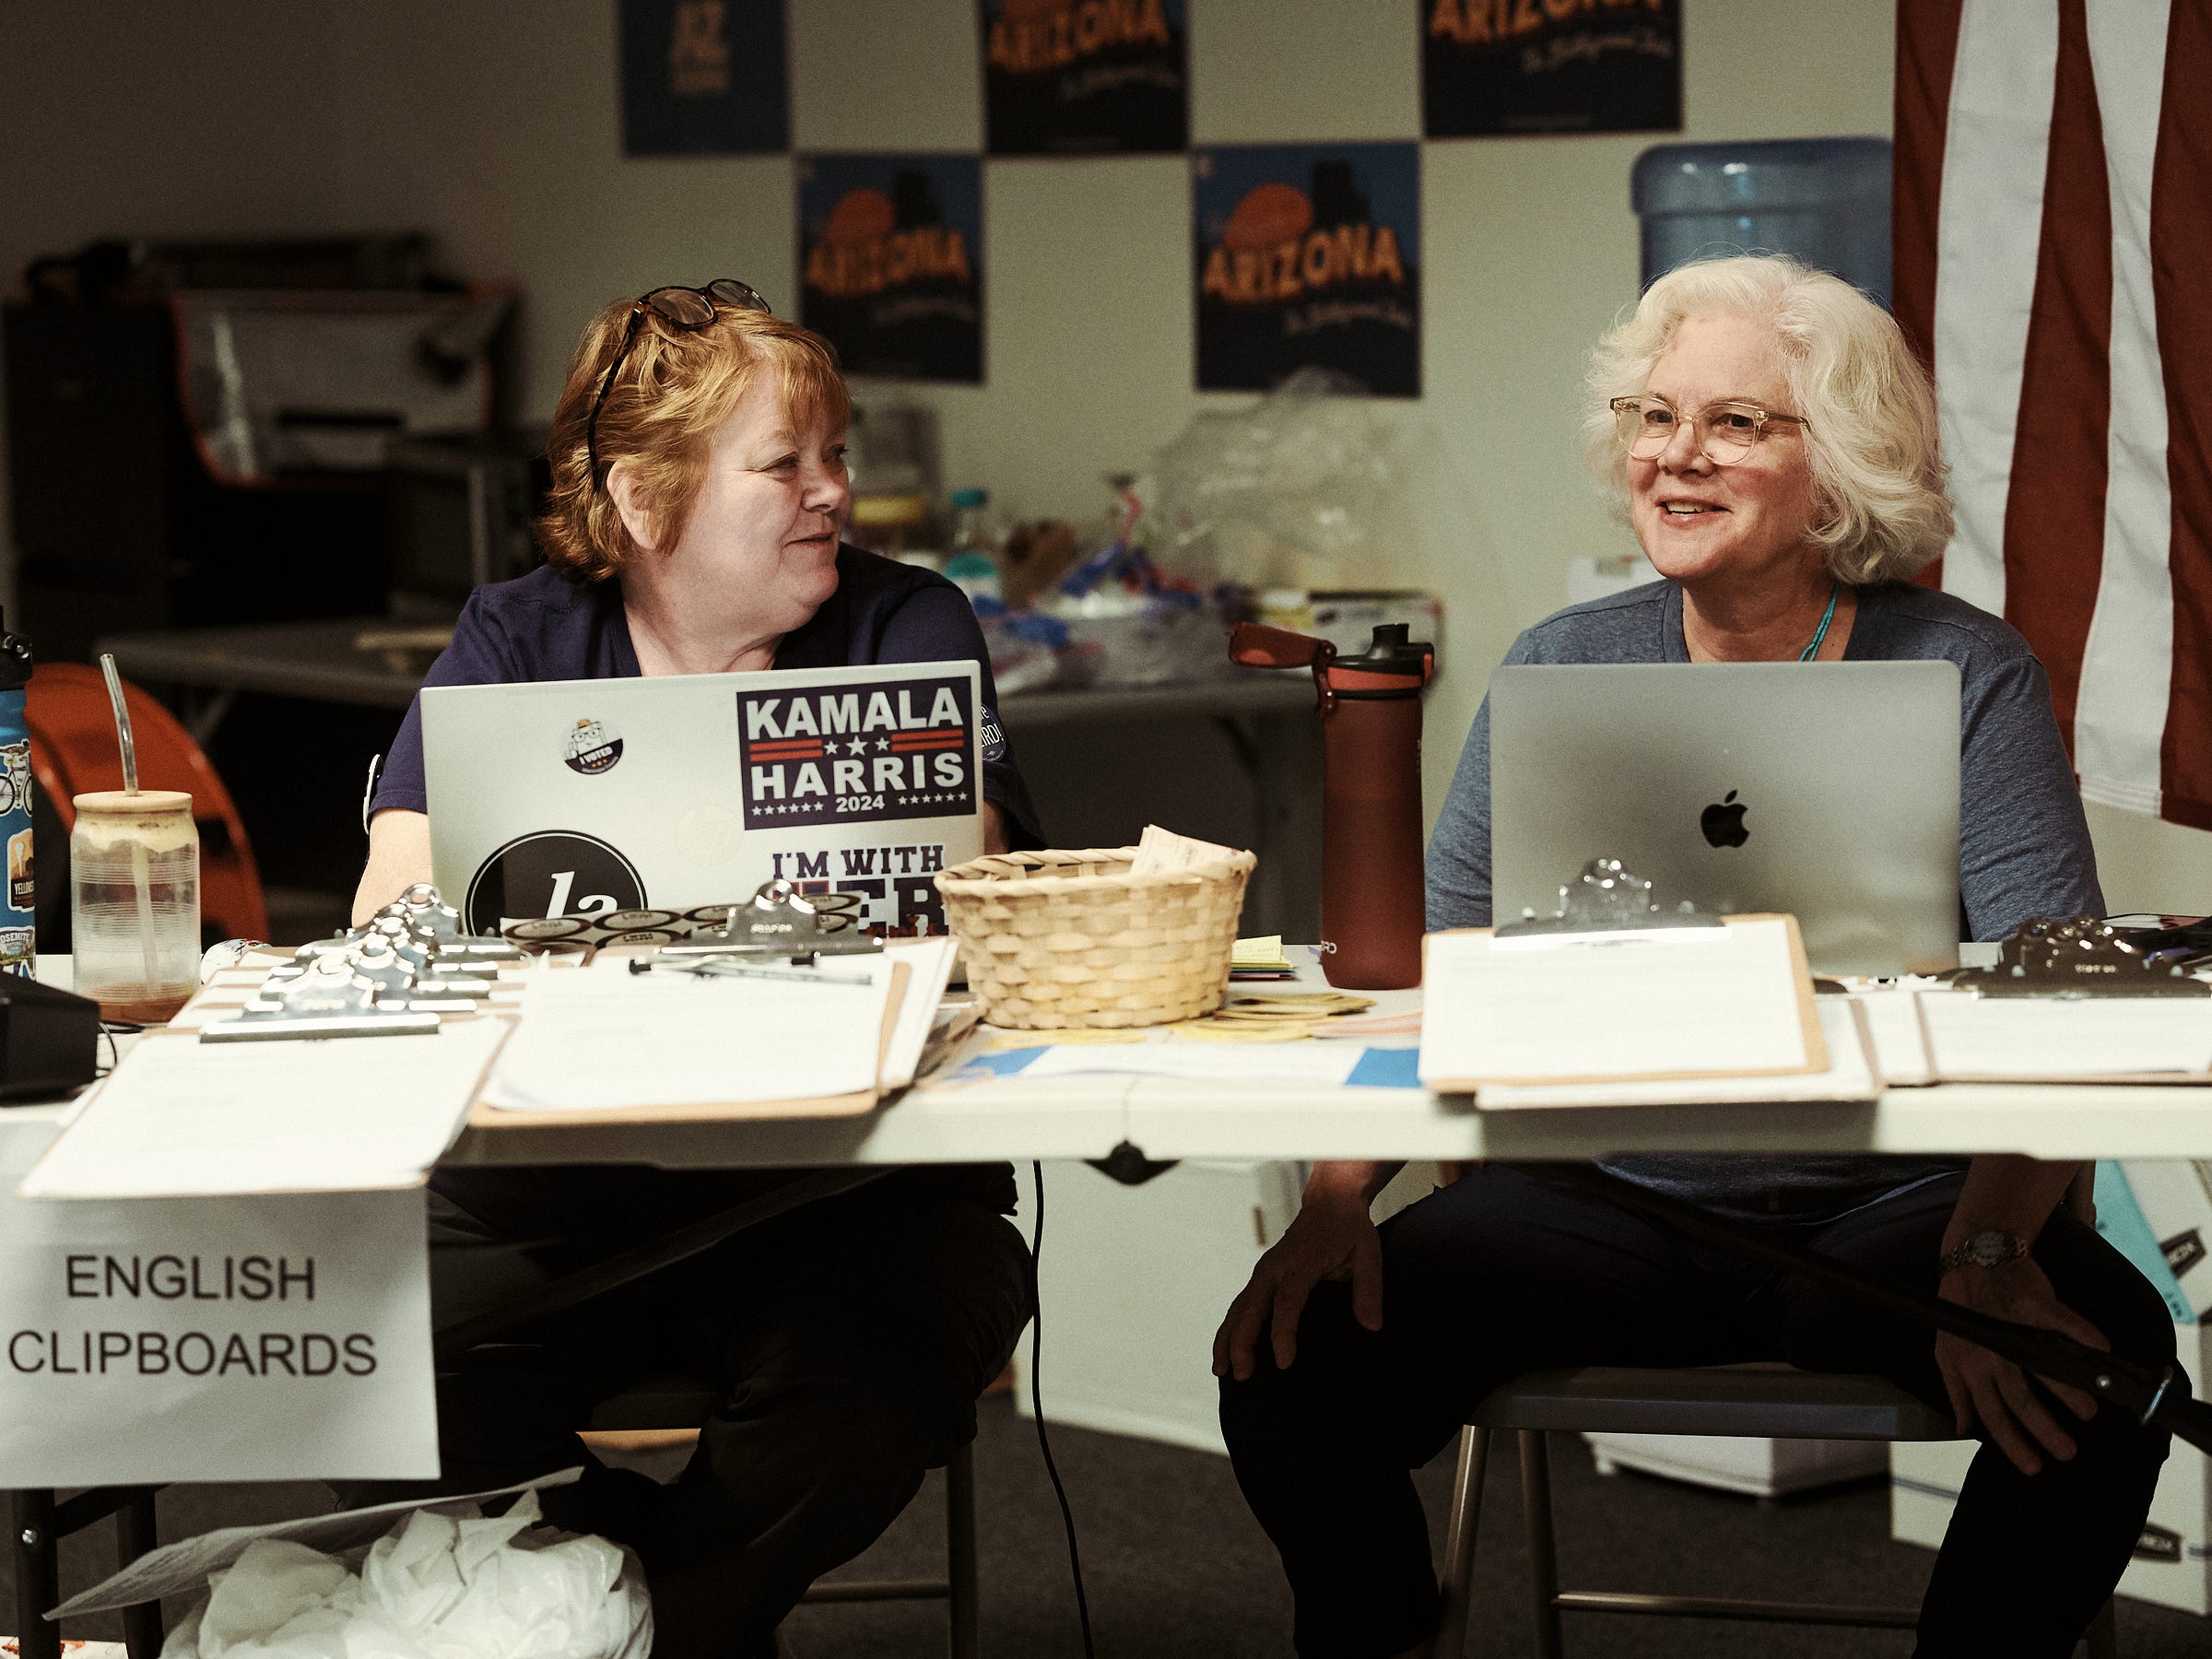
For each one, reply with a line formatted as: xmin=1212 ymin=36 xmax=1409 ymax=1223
xmin=1936 ymin=1258 xmax=2110 ymax=1477
xmin=1213 ymin=1194 xmax=1383 ymax=1383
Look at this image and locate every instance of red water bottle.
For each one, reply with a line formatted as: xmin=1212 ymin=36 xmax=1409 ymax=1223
xmin=1230 ymin=620 xmax=1435 ymax=989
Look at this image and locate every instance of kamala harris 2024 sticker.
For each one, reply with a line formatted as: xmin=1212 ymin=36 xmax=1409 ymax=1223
xmin=735 ymin=674 xmax=977 ymax=831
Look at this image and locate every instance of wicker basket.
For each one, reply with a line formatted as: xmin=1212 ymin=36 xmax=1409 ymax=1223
xmin=935 ymin=846 xmax=1256 ymax=1029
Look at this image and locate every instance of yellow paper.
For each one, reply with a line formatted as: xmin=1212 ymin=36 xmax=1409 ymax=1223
xmin=1171 ymin=1020 xmax=1318 ymax=1043
xmin=984 ymin=1029 xmax=1145 ymax=1051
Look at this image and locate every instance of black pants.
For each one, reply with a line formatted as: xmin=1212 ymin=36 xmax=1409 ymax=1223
xmin=1218 ymin=1165 xmax=2179 ymax=1659
xmin=351 ymin=1168 xmax=1032 ymax=1659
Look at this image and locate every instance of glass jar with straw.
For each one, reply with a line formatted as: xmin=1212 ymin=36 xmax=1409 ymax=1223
xmin=69 ymin=657 xmax=199 ymax=1022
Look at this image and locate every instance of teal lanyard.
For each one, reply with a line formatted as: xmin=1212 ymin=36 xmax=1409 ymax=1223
xmin=1797 ymin=582 xmax=1841 ymax=663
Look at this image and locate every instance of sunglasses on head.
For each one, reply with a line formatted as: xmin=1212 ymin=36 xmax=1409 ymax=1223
xmin=585 ymin=278 xmax=771 ymax=487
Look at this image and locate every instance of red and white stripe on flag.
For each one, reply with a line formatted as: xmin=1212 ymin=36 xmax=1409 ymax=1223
xmin=1894 ymin=0 xmax=2212 ymax=829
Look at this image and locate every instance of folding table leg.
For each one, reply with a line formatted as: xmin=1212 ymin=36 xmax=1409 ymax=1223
xmin=10 ymin=1488 xmax=61 ymax=1659
xmin=945 ymin=1443 xmax=979 ymax=1659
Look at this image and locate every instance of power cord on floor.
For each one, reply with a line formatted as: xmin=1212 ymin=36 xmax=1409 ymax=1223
xmin=1030 ymin=1159 xmax=1097 ymax=1659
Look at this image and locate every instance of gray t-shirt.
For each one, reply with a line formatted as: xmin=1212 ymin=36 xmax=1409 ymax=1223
xmin=1428 ymin=579 xmax=2103 ymax=1222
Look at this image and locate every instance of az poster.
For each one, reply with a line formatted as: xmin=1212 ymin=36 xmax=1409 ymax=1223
xmin=981 ymin=0 xmax=1189 ymax=155
xmin=619 ymin=0 xmax=789 ymax=157
xmin=1423 ymin=0 xmax=1681 ymax=138
xmin=798 ymin=154 xmax=984 ymax=383
xmin=1193 ymin=143 xmax=1421 ymax=398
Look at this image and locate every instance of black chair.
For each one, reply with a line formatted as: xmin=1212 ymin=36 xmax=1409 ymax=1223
xmin=1433 ymin=1164 xmax=2120 ymax=1658
xmin=584 ymin=1370 xmax=981 ymax=1659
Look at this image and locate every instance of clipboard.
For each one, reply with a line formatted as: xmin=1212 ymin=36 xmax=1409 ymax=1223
xmin=467 ymin=959 xmax=913 ymax=1127
xmin=1470 ymin=997 xmax=1880 ymax=1112
xmin=1914 ymin=988 xmax=2212 ymax=1085
xmin=1418 ymin=913 xmax=1826 ymax=1092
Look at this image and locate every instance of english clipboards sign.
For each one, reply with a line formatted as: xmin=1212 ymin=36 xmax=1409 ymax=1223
xmin=0 ymin=1121 xmax=437 ymax=1486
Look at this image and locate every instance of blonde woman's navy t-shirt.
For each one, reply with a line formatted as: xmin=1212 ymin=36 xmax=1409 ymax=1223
xmin=1428 ymin=579 xmax=2103 ymax=1223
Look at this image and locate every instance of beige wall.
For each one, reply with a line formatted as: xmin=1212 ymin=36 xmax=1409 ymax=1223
xmin=6 ymin=0 xmax=2210 ymax=908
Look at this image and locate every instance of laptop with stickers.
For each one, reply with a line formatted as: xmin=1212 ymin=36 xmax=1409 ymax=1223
xmin=421 ymin=658 xmax=986 ymax=936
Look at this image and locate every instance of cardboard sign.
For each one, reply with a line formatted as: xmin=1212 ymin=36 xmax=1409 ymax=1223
xmin=620 ymin=0 xmax=790 ymax=156
xmin=0 ymin=1121 xmax=436 ymax=1486
xmin=982 ymin=0 xmax=1189 ymax=156
xmin=798 ymin=153 xmax=984 ymax=382
xmin=1193 ymin=142 xmax=1422 ymax=397
xmin=1422 ymin=0 xmax=1681 ymax=138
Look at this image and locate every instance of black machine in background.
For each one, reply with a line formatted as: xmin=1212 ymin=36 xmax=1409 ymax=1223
xmin=4 ymin=234 xmax=527 ymax=664
xmin=6 ymin=239 xmax=548 ymax=919
xmin=3 ymin=302 xmax=395 ymax=664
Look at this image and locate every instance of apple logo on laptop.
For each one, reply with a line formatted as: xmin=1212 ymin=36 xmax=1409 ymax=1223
xmin=1700 ymin=790 xmax=1750 ymax=850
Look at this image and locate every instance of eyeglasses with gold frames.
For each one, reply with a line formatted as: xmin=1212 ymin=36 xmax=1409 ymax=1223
xmin=1609 ymin=395 xmax=1809 ymax=466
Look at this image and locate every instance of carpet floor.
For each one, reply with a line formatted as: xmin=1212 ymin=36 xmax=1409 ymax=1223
xmin=14 ymin=1400 xmax=2206 ymax=1655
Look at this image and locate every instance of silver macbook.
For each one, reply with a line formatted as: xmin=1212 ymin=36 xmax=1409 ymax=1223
xmin=1488 ymin=662 xmax=1961 ymax=976
xmin=421 ymin=659 xmax=985 ymax=937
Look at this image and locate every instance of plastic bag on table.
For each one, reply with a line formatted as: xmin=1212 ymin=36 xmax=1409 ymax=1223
xmin=1147 ymin=366 xmax=1411 ymax=592
xmin=1040 ymin=522 xmax=1231 ymax=688
xmin=159 ymin=1490 xmax=649 ymax=1659
xmin=1052 ymin=588 xmax=1228 ymax=688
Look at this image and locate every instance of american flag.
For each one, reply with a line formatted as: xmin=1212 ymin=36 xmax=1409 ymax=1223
xmin=1894 ymin=0 xmax=2212 ymax=828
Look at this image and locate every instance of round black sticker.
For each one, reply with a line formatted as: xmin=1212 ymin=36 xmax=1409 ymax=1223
xmin=465 ymin=830 xmax=646 ymax=935
xmin=562 ymin=717 xmax=624 ymax=775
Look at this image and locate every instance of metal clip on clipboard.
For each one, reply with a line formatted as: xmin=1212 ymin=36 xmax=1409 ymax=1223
xmin=200 ymin=952 xmax=442 ymax=1041
xmin=201 ymin=883 xmax=516 ymax=1041
xmin=1492 ymin=856 xmax=1724 ymax=947
xmin=1953 ymin=914 xmax=2212 ymax=998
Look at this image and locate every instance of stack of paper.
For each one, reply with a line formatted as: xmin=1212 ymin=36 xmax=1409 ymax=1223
xmin=483 ymin=961 xmax=892 ymax=1114
xmin=20 ymin=1019 xmax=509 ymax=1198
xmin=1850 ymin=989 xmax=1935 ymax=1085
xmin=1230 ymin=935 xmax=1298 ymax=981
xmin=1917 ymin=994 xmax=2212 ymax=1081
xmin=481 ymin=936 xmax=959 ymax=1116
xmin=1129 ymin=823 xmax=1242 ymax=875
xmin=1419 ymin=915 xmax=1824 ymax=1094
xmin=1474 ymin=999 xmax=1877 ymax=1111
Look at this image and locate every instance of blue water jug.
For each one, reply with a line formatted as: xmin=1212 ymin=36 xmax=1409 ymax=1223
xmin=1631 ymin=136 xmax=1892 ymax=305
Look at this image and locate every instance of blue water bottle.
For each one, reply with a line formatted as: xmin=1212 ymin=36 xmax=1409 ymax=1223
xmin=0 ymin=616 xmax=34 ymax=978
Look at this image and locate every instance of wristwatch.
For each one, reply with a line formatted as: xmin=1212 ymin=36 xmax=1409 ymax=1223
xmin=1940 ymin=1230 xmax=2030 ymax=1273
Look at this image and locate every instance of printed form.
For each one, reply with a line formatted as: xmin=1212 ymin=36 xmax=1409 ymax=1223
xmin=20 ymin=1020 xmax=509 ymax=1199
xmin=485 ymin=962 xmax=891 ymax=1111
xmin=1419 ymin=917 xmax=1817 ymax=1088
xmin=1918 ymin=994 xmax=2212 ymax=1079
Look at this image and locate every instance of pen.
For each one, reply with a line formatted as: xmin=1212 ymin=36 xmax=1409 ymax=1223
xmin=629 ymin=957 xmax=873 ymax=987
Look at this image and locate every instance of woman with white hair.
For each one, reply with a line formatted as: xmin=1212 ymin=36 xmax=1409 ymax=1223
xmin=1215 ymin=256 xmax=2176 ymax=1659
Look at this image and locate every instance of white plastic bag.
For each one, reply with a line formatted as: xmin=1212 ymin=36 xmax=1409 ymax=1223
xmin=159 ymin=1492 xmax=650 ymax=1659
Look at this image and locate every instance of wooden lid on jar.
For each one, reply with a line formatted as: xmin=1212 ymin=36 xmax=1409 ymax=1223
xmin=72 ymin=789 xmax=194 ymax=818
